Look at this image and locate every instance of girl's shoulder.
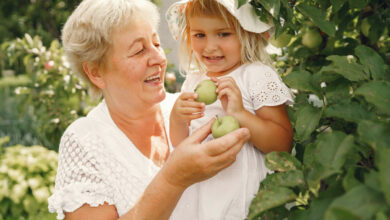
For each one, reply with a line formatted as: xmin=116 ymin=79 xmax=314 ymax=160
xmin=231 ymin=62 xmax=278 ymax=84
xmin=242 ymin=62 xmax=276 ymax=77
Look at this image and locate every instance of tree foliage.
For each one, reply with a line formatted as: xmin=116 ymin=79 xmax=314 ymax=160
xmin=246 ymin=0 xmax=390 ymax=219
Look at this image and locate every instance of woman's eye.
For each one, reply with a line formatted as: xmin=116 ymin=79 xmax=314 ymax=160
xmin=134 ymin=48 xmax=144 ymax=56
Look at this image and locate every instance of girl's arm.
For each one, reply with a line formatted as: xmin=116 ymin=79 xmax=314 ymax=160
xmin=234 ymin=104 xmax=293 ymax=153
xmin=169 ymin=92 xmax=205 ymax=146
xmin=216 ymin=77 xmax=293 ymax=153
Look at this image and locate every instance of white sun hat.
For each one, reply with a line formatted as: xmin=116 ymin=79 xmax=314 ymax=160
xmin=166 ymin=0 xmax=274 ymax=40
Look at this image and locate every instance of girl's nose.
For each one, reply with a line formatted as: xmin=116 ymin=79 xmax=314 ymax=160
xmin=205 ymin=37 xmax=218 ymax=52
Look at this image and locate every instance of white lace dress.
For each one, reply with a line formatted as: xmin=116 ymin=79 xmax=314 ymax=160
xmin=47 ymin=93 xmax=178 ymax=219
xmin=170 ymin=62 xmax=294 ymax=220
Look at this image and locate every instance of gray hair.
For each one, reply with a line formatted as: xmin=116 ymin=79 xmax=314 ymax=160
xmin=62 ymin=0 xmax=160 ymax=98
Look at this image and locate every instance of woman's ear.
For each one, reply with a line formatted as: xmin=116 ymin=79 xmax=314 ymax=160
xmin=82 ymin=62 xmax=105 ymax=89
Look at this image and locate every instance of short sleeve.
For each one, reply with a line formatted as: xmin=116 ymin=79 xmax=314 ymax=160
xmin=244 ymin=63 xmax=294 ymax=110
xmin=48 ymin=131 xmax=115 ymax=220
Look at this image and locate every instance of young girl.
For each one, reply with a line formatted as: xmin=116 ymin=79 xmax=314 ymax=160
xmin=167 ymin=0 xmax=294 ymax=219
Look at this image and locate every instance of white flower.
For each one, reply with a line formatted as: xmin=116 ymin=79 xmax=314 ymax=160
xmin=308 ymin=94 xmax=323 ymax=108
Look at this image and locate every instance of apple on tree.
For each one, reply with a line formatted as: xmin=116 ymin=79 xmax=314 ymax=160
xmin=360 ymin=18 xmax=371 ymax=37
xmin=302 ymin=29 xmax=323 ymax=49
xmin=165 ymin=72 xmax=176 ymax=86
xmin=211 ymin=115 xmax=240 ymax=138
xmin=194 ymin=79 xmax=218 ymax=105
xmin=269 ymin=32 xmax=292 ymax=48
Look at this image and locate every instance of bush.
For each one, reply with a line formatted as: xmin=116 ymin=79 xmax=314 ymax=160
xmin=0 ymin=34 xmax=97 ymax=150
xmin=247 ymin=0 xmax=390 ymax=219
xmin=0 ymin=137 xmax=57 ymax=220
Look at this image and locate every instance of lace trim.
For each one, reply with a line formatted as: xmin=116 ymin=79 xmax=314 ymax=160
xmin=248 ymin=70 xmax=293 ymax=109
xmin=48 ymin=182 xmax=115 ymax=220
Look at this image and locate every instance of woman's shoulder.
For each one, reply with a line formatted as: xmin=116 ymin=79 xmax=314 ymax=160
xmin=61 ymin=101 xmax=113 ymax=143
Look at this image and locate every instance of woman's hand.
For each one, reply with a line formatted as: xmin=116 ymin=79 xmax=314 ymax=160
xmin=171 ymin=92 xmax=205 ymax=124
xmin=213 ymin=77 xmax=245 ymax=117
xmin=162 ymin=118 xmax=250 ymax=189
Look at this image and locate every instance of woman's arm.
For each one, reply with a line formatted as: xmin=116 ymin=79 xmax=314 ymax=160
xmin=65 ymin=119 xmax=250 ymax=219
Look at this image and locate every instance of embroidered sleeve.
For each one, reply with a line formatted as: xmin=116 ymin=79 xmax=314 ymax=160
xmin=48 ymin=132 xmax=115 ymax=219
xmin=246 ymin=64 xmax=294 ymax=110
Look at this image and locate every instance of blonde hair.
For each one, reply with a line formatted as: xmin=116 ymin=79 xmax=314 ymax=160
xmin=62 ymin=0 xmax=160 ymax=98
xmin=178 ymin=0 xmax=271 ymax=75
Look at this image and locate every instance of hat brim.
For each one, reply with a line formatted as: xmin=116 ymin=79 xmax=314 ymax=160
xmin=165 ymin=0 xmax=274 ymax=40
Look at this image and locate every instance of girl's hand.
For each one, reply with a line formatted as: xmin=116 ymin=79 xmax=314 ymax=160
xmin=213 ymin=77 xmax=245 ymax=117
xmin=171 ymin=92 xmax=205 ymax=124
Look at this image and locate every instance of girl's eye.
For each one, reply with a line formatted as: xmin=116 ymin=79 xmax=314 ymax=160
xmin=219 ymin=32 xmax=231 ymax=37
xmin=193 ymin=33 xmax=205 ymax=38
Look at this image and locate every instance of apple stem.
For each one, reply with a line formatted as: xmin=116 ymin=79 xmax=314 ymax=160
xmin=215 ymin=115 xmax=221 ymax=124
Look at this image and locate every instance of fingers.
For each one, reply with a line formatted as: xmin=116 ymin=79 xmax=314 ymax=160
xmin=185 ymin=118 xmax=216 ymax=144
xmin=205 ymin=127 xmax=250 ymax=156
xmin=179 ymin=92 xmax=198 ymax=101
xmin=175 ymin=92 xmax=205 ymax=121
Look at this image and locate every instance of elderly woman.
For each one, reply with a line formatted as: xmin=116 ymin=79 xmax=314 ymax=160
xmin=47 ymin=0 xmax=250 ymax=219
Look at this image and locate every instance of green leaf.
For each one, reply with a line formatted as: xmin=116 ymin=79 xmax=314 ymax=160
xmin=261 ymin=170 xmax=305 ymax=188
xmin=306 ymin=162 xmax=336 ymax=188
xmin=248 ymin=186 xmax=296 ymax=218
xmin=323 ymin=78 xmax=351 ymax=104
xmin=295 ymin=104 xmax=322 ymax=142
xmin=258 ymin=0 xmax=281 ymax=18
xmin=348 ymin=0 xmax=368 ymax=9
xmin=376 ymin=212 xmax=390 ymax=220
xmin=296 ymin=3 xmax=336 ymax=36
xmin=325 ymin=185 xmax=388 ymax=220
xmin=265 ymin=151 xmax=303 ymax=172
xmin=320 ymin=55 xmax=368 ymax=81
xmin=315 ymin=132 xmax=354 ymax=172
xmin=358 ymin=120 xmax=390 ymax=151
xmin=355 ymin=81 xmax=390 ymax=115
xmin=355 ymin=45 xmax=386 ymax=80
xmin=330 ymin=0 xmax=346 ymax=13
xmin=284 ymin=70 xmax=320 ymax=95
xmin=306 ymin=132 xmax=355 ymax=187
xmin=364 ymin=171 xmax=381 ymax=191
xmin=324 ymin=102 xmax=377 ymax=123
xmin=237 ymin=0 xmax=248 ymax=8
xmin=376 ymin=145 xmax=390 ymax=206
xmin=342 ymin=168 xmax=362 ymax=191
xmin=325 ymin=208 xmax=360 ymax=220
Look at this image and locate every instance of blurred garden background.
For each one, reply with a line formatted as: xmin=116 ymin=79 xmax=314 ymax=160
xmin=0 ymin=0 xmax=389 ymax=219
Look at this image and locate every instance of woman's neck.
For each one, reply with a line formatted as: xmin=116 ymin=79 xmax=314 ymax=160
xmin=106 ymin=101 xmax=169 ymax=166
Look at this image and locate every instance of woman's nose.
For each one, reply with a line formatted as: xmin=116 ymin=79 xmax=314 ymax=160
xmin=149 ymin=46 xmax=166 ymax=66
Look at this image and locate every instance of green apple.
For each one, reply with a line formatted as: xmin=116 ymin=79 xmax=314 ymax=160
xmin=361 ymin=18 xmax=371 ymax=37
xmin=302 ymin=29 xmax=322 ymax=49
xmin=194 ymin=79 xmax=217 ymax=105
xmin=269 ymin=32 xmax=292 ymax=48
xmin=211 ymin=115 xmax=240 ymax=138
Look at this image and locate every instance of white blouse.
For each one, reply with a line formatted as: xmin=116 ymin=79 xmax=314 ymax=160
xmin=170 ymin=62 xmax=294 ymax=220
xmin=48 ymin=93 xmax=178 ymax=219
